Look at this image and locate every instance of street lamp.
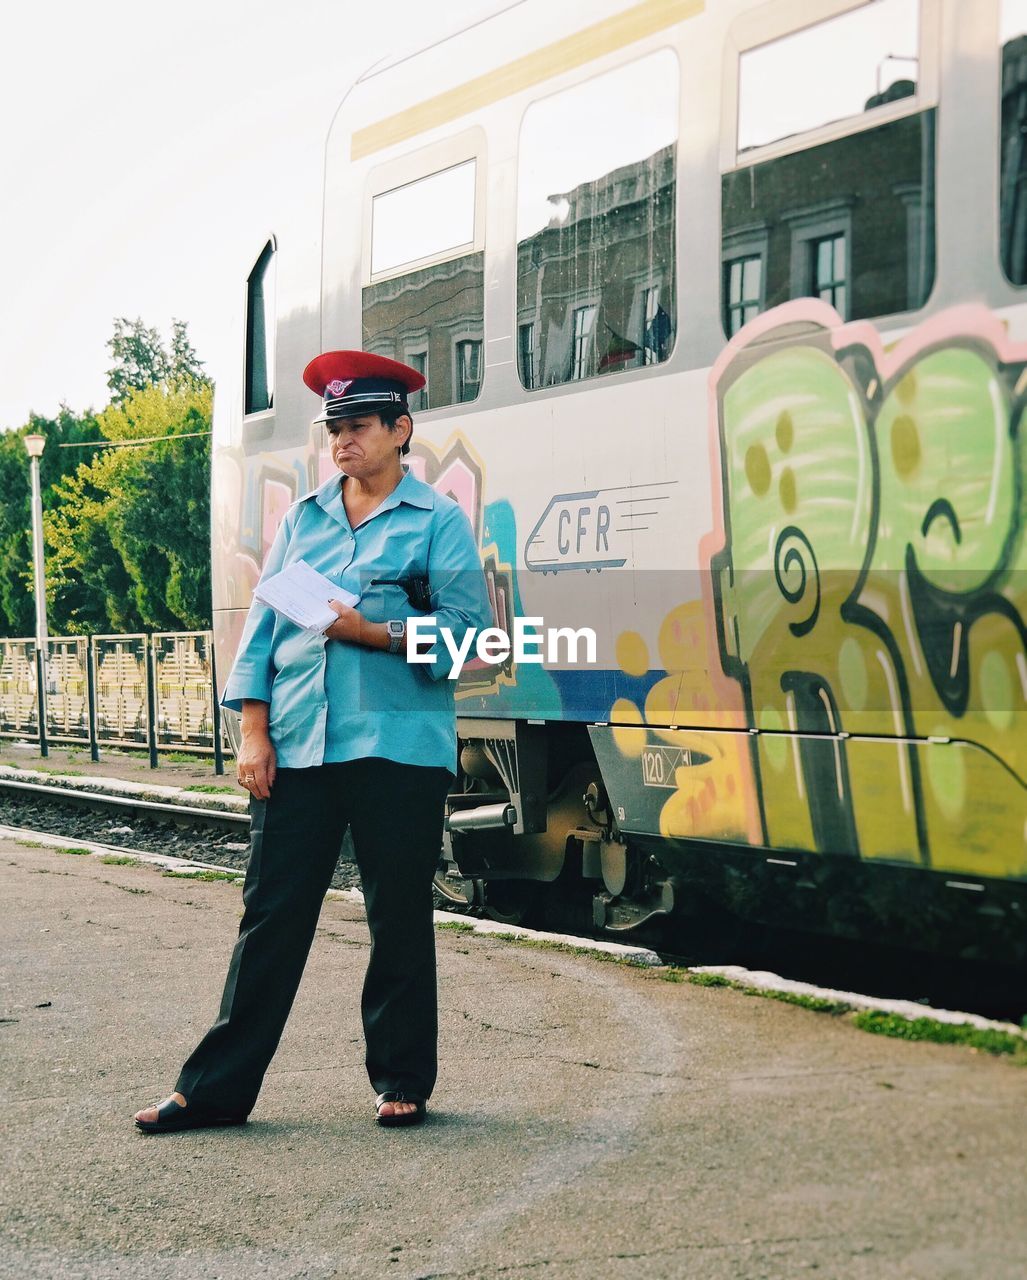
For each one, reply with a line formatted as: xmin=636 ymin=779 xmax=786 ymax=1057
xmin=23 ymin=432 xmax=49 ymax=756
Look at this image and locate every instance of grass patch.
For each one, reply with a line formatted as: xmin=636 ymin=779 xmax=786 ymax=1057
xmin=852 ymin=1010 xmax=1027 ymax=1061
xmin=162 ymin=868 xmax=243 ymax=883
xmin=759 ymin=989 xmax=851 ymax=1015
xmin=665 ymin=969 xmax=848 ymax=1013
xmin=162 ymin=752 xmax=211 ymax=764
xmin=686 ymin=971 xmax=733 ymax=988
xmin=183 ymin=784 xmax=238 ymax=795
xmin=435 ymin=919 xmax=646 ymax=966
xmin=54 ymin=846 xmax=91 ymax=856
xmin=99 ymin=854 xmax=140 ymax=866
xmin=16 ymin=839 xmax=47 ymax=849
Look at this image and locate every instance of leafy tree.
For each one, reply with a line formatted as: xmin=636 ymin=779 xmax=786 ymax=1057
xmin=44 ymin=382 xmax=212 ymax=633
xmin=0 ymin=317 xmax=211 ymax=637
xmin=105 ymin=318 xmax=170 ymax=404
xmin=105 ymin=316 xmax=209 ymax=404
xmin=169 ymin=319 xmax=207 ymax=387
xmin=0 ymin=407 xmax=103 ymax=637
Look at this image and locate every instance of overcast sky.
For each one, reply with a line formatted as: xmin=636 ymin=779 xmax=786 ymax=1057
xmin=0 ymin=0 xmax=505 ymax=432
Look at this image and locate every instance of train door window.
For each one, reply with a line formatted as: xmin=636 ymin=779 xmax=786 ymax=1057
xmin=518 ymin=322 xmax=536 ymax=389
xmin=724 ymin=256 xmax=763 ymax=335
xmin=363 ymin=155 xmax=484 ymax=409
xmin=1000 ymin=0 xmax=1027 ymax=283
xmin=516 ymin=48 xmax=678 ymax=389
xmin=245 ymin=239 xmax=276 ymax=415
xmin=455 ymin=338 xmax=482 ymax=402
xmin=722 ymin=0 xmax=935 ymax=332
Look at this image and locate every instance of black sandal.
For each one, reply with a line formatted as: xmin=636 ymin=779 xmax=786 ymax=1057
xmin=134 ymin=1096 xmax=248 ymax=1134
xmin=374 ymin=1090 xmax=426 ymax=1128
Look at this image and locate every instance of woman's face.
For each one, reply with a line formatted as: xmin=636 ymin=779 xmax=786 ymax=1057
xmin=326 ymin=413 xmax=410 ymax=477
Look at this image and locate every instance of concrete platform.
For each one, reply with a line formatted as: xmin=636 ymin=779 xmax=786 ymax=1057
xmin=2 ymin=836 xmax=1026 ymax=1280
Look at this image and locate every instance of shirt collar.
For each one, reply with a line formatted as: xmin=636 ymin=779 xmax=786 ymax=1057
xmin=312 ymin=464 xmax=434 ymax=526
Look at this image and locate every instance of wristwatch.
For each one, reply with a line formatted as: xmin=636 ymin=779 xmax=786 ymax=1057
xmin=386 ymin=619 xmax=405 ymax=654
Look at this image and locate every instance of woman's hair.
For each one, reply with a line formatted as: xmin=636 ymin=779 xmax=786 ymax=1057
xmin=379 ymin=403 xmax=413 ymax=455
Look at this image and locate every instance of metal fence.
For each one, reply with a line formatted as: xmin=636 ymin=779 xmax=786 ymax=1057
xmin=0 ymin=631 xmax=226 ymax=771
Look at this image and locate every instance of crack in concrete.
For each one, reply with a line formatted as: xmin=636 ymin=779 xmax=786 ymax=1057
xmin=408 ymin=1231 xmax=871 ymax=1277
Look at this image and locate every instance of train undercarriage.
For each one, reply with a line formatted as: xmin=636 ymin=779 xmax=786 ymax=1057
xmin=437 ymin=718 xmax=677 ymax=932
xmin=439 ymin=719 xmax=1027 ymax=971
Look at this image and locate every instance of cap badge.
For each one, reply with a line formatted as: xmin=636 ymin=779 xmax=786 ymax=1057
xmin=326 ymin=378 xmax=352 ymax=397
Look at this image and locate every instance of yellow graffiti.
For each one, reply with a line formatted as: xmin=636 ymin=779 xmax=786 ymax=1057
xmin=710 ymin=305 xmax=1027 ymax=880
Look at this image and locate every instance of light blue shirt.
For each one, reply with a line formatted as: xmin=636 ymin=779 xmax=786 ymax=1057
xmin=222 ymin=467 xmax=493 ymax=772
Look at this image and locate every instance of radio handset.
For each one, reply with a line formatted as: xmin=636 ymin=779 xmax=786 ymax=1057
xmin=369 ymin=575 xmax=433 ymax=612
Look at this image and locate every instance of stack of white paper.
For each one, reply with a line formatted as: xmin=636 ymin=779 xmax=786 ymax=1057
xmin=253 ymin=559 xmax=360 ymax=633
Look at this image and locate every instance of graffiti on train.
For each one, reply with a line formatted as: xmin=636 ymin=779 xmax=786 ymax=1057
xmin=706 ymin=301 xmax=1026 ymax=878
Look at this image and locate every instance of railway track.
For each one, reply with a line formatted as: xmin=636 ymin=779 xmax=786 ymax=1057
xmin=0 ymin=772 xmax=376 ymax=887
xmin=0 ymin=774 xmax=248 ymax=830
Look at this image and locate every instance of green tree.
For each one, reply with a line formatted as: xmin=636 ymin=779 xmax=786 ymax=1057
xmin=105 ymin=316 xmax=209 ymax=404
xmin=105 ymin=317 xmax=170 ymax=404
xmin=44 ymin=382 xmax=212 ymax=633
xmin=169 ymin=319 xmax=207 ymax=387
xmin=0 ymin=407 xmax=102 ymax=637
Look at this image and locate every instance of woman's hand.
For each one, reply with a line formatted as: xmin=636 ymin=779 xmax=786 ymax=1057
xmin=324 ymin=599 xmax=363 ymax=644
xmin=238 ymin=700 xmax=277 ymax=799
xmin=237 ymin=732 xmax=276 ymax=799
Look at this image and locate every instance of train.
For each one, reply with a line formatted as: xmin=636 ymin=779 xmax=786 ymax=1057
xmin=211 ymin=0 xmax=1027 ymax=965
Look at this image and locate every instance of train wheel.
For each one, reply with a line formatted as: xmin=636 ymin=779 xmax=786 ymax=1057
xmin=481 ymin=879 xmax=539 ymax=926
xmin=433 ymin=862 xmax=475 ymax=910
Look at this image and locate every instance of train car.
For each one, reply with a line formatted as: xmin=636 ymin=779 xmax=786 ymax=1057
xmin=211 ymin=0 xmax=1027 ymax=965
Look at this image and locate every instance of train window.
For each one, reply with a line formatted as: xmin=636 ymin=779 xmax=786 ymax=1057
xmin=363 ymin=159 xmax=484 ymax=409
xmin=737 ymin=0 xmax=919 ymax=152
xmin=722 ymin=1 xmax=934 ymax=331
xmin=370 ymin=161 xmax=475 ymax=276
xmin=516 ymin=49 xmax=678 ymax=389
xmin=1001 ymin=0 xmax=1027 ymax=284
xmin=245 ymin=239 xmax=276 ymax=415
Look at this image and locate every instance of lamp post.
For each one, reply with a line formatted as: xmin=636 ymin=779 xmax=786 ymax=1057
xmin=23 ymin=432 xmax=49 ymax=756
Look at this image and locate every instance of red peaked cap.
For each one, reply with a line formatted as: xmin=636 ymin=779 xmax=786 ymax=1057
xmin=302 ymin=350 xmax=425 ymax=423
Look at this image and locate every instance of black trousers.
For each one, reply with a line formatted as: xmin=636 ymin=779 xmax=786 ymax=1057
xmin=174 ymin=758 xmax=452 ymax=1115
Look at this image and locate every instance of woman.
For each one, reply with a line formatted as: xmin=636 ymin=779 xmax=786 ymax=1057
xmin=133 ymin=351 xmax=492 ymax=1132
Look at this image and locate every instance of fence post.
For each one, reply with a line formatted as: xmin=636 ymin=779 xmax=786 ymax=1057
xmin=209 ymin=635 xmax=225 ymax=776
xmin=35 ymin=644 xmax=48 ymax=759
xmin=145 ymin=635 xmax=159 ymax=769
xmin=86 ymin=635 xmax=100 ymax=762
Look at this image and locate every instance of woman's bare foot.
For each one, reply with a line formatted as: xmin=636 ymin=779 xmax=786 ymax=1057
xmin=133 ymin=1091 xmax=187 ymax=1125
xmin=376 ymin=1098 xmax=418 ymax=1118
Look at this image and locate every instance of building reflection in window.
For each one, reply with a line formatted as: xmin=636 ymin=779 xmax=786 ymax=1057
xmin=516 ymin=49 xmax=678 ymax=389
xmin=456 ymin=338 xmax=482 ymax=402
xmin=363 ymin=160 xmax=483 ymax=409
xmin=723 ymin=0 xmax=933 ymax=332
